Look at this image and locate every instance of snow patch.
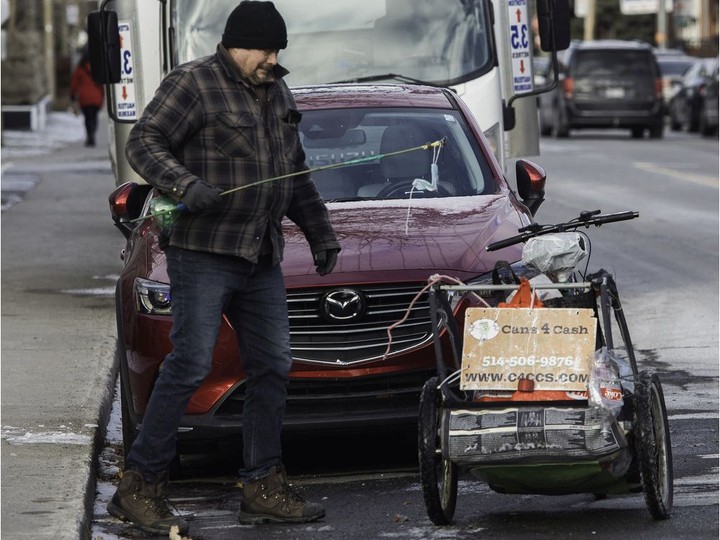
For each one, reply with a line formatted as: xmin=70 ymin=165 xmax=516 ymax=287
xmin=1 ymin=112 xmax=85 ymax=158
xmin=2 ymin=430 xmax=91 ymax=445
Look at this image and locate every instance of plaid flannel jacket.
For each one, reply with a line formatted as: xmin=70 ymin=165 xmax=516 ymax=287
xmin=125 ymin=44 xmax=339 ymax=264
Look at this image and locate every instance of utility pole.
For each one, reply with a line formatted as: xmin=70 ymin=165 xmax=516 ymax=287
xmin=583 ymin=0 xmax=596 ymax=41
xmin=656 ymin=0 xmax=667 ymax=48
xmin=43 ymin=0 xmax=55 ymax=103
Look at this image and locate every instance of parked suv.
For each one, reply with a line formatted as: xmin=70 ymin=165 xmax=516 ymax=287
xmin=108 ymin=83 xmax=548 ymax=458
xmin=541 ymin=40 xmax=664 ymax=139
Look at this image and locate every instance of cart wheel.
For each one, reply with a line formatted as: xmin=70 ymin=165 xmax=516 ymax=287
xmin=634 ymin=371 xmax=673 ymax=520
xmin=418 ymin=376 xmax=458 ymax=525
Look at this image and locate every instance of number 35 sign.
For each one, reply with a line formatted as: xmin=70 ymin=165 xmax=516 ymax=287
xmin=507 ymin=0 xmax=533 ymax=94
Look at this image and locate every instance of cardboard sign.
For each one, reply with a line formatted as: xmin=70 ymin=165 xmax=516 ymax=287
xmin=461 ymin=308 xmax=596 ymax=391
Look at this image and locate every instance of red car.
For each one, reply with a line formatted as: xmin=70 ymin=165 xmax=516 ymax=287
xmin=109 ymin=83 xmax=547 ymax=457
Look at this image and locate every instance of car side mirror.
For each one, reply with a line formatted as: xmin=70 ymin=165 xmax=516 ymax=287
xmin=515 ymin=159 xmax=546 ymax=216
xmin=537 ymin=0 xmax=571 ymax=52
xmin=109 ymin=182 xmax=153 ymax=238
xmin=87 ymin=9 xmax=121 ymax=84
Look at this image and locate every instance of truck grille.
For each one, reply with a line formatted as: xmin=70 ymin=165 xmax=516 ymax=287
xmin=287 ymin=283 xmax=432 ymax=365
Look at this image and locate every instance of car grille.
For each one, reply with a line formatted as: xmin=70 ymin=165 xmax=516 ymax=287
xmin=287 ymin=283 xmax=433 ymax=365
xmin=213 ymin=369 xmax=435 ymax=424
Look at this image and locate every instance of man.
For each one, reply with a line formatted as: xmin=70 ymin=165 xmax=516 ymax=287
xmin=107 ymin=1 xmax=340 ymax=535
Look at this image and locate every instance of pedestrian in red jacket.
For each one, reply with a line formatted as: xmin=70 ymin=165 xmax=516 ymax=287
xmin=70 ymin=53 xmax=104 ymax=146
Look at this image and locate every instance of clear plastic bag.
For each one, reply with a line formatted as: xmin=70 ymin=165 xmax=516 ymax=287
xmin=522 ymin=232 xmax=587 ymax=282
xmin=588 ymin=347 xmax=624 ymax=415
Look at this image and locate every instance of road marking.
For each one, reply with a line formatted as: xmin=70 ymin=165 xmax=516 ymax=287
xmin=633 ymin=162 xmax=718 ymax=188
xmin=1 ymin=160 xmax=112 ymax=173
xmin=60 ymin=287 xmax=116 ymax=297
xmin=668 ymin=412 xmax=719 ymax=420
xmin=674 ymin=473 xmax=719 ymax=486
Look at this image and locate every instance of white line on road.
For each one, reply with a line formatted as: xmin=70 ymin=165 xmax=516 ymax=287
xmin=668 ymin=412 xmax=719 ymax=420
xmin=633 ymin=161 xmax=718 ymax=188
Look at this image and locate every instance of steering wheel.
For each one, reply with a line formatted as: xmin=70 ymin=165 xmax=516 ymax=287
xmin=376 ymin=180 xmax=451 ymax=199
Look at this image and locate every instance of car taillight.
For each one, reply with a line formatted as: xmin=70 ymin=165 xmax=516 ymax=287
xmin=655 ymin=78 xmax=663 ymax=98
xmin=699 ymin=83 xmax=707 ymax=97
xmin=563 ymin=77 xmax=574 ymax=98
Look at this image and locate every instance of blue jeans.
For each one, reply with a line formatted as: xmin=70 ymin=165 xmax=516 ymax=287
xmin=126 ymin=247 xmax=292 ymax=482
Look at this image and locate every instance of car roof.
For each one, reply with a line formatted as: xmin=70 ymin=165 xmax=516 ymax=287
xmin=291 ymin=83 xmax=455 ymax=111
xmin=653 ymin=47 xmax=689 ymax=56
xmin=656 ymin=55 xmax=695 ymax=64
xmin=655 ymin=56 xmax=696 ymax=76
xmin=571 ymin=39 xmax=653 ymax=51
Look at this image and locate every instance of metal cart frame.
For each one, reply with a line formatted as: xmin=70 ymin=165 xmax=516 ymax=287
xmin=419 ymin=271 xmax=673 ymax=525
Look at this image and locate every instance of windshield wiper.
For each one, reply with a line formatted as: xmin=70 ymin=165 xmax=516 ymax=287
xmin=330 ymin=73 xmax=445 ymax=87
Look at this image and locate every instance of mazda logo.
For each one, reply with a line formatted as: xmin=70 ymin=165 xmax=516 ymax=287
xmin=321 ymin=289 xmax=366 ymax=322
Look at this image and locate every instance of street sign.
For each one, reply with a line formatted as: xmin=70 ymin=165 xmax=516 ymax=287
xmin=507 ymin=0 xmax=533 ymax=94
xmin=114 ymin=21 xmax=138 ymax=121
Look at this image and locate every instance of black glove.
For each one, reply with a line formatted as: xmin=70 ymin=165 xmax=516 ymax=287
xmin=313 ymin=248 xmax=339 ymax=276
xmin=181 ymin=181 xmax=223 ymax=213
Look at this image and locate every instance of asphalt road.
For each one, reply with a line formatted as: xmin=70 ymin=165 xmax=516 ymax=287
xmin=90 ymin=391 xmax=718 ymax=540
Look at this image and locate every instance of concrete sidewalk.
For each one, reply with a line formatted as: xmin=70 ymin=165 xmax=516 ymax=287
xmin=1 ymin=112 xmax=121 ymax=539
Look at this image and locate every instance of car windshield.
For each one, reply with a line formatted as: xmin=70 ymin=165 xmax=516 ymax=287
xmin=298 ymin=108 xmax=497 ymax=201
xmin=173 ymin=0 xmax=492 ymax=87
xmin=657 ymin=59 xmax=694 ymax=77
xmin=573 ymin=50 xmax=655 ymax=78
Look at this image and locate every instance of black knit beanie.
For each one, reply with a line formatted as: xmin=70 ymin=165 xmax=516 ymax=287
xmin=222 ymin=1 xmax=288 ymax=50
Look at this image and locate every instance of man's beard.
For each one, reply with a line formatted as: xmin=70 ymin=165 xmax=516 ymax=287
xmin=251 ymin=64 xmax=272 ymax=84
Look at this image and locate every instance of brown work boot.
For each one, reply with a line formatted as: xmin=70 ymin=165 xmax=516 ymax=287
xmin=107 ymin=470 xmax=189 ymax=535
xmin=238 ymin=465 xmax=325 ymax=524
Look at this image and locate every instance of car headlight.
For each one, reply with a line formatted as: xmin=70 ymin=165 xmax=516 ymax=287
xmin=134 ymin=278 xmax=172 ymax=315
xmin=448 ymin=261 xmax=540 ymax=311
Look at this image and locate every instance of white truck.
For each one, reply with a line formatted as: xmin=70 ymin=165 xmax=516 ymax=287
xmin=88 ymin=0 xmax=570 ymax=187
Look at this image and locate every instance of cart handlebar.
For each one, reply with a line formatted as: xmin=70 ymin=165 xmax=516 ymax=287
xmin=486 ymin=210 xmax=639 ymax=252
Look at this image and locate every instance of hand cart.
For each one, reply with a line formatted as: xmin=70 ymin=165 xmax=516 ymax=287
xmin=418 ymin=212 xmax=673 ymax=525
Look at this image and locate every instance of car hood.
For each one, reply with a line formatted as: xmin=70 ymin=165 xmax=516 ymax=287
xmin=282 ymin=194 xmax=529 ymax=286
